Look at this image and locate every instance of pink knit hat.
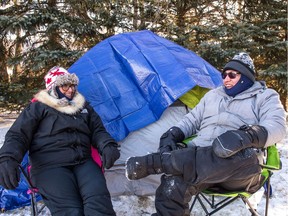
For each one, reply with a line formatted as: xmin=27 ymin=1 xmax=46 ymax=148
xmin=44 ymin=67 xmax=69 ymax=90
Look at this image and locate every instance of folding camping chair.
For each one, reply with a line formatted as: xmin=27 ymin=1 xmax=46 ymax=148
xmin=189 ymin=145 xmax=281 ymax=216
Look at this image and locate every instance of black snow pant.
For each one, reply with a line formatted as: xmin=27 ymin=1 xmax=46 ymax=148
xmin=152 ymin=146 xmax=262 ymax=216
xmin=30 ymin=159 xmax=116 ymax=216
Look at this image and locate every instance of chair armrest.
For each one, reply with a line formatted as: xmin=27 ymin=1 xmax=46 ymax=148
xmin=262 ymin=145 xmax=282 ymax=170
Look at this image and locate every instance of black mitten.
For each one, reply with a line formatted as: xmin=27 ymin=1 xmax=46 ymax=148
xmin=212 ymin=125 xmax=268 ymax=158
xmin=101 ymin=143 xmax=120 ymax=169
xmin=0 ymin=157 xmax=20 ymax=189
xmin=159 ymin=126 xmax=185 ymax=154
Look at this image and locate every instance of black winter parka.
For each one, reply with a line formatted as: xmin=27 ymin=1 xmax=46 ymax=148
xmin=0 ymin=90 xmax=116 ymax=171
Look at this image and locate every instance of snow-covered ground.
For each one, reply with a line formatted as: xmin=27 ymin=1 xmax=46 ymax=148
xmin=0 ymin=116 xmax=287 ymax=216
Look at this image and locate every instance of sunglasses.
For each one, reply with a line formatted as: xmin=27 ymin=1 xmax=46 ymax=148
xmin=221 ymin=72 xmax=240 ymax=79
xmin=61 ymin=84 xmax=76 ymax=91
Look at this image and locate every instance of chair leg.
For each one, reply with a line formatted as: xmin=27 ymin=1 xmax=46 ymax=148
xmin=265 ymin=174 xmax=271 ymax=216
xmin=190 ymin=193 xmax=241 ymax=216
xmin=30 ymin=192 xmax=38 ymax=216
xmin=19 ymin=166 xmax=41 ymax=216
xmin=189 ymin=194 xmax=198 ymax=212
xmin=190 ymin=194 xmax=210 ymax=215
xmin=242 ymin=197 xmax=260 ymax=216
xmin=207 ymin=196 xmax=238 ymax=215
xmin=38 ymin=204 xmax=46 ymax=214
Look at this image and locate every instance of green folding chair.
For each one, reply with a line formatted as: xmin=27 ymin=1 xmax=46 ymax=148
xmin=189 ymin=145 xmax=281 ymax=216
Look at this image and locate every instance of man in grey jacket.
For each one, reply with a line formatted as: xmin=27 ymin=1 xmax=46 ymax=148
xmin=125 ymin=52 xmax=287 ymax=216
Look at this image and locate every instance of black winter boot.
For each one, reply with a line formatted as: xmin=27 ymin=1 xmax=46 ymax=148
xmin=125 ymin=152 xmax=183 ymax=180
xmin=125 ymin=153 xmax=163 ymax=180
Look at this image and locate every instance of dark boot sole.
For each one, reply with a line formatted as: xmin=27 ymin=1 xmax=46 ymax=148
xmin=125 ymin=156 xmax=149 ymax=180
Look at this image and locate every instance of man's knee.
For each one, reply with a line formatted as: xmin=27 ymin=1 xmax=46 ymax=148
xmin=167 ymin=147 xmax=197 ymax=182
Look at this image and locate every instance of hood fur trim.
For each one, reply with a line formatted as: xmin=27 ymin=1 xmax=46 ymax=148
xmin=34 ymin=90 xmax=86 ymax=115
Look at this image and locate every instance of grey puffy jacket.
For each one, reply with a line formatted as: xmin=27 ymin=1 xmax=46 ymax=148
xmin=177 ymin=81 xmax=286 ymax=148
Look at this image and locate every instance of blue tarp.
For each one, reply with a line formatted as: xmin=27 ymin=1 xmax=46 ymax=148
xmin=69 ymin=30 xmax=222 ymax=141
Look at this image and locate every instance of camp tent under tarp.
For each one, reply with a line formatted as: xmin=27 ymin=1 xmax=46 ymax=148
xmin=69 ymin=30 xmax=222 ymax=141
xmin=106 ymin=86 xmax=211 ymax=196
xmin=69 ymin=30 xmax=222 ymax=196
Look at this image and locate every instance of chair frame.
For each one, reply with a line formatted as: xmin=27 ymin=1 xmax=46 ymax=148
xmin=19 ymin=166 xmax=46 ymax=216
xmin=189 ymin=171 xmax=272 ymax=216
xmin=189 ymin=145 xmax=280 ymax=216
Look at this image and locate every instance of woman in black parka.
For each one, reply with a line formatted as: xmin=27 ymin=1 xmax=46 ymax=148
xmin=0 ymin=66 xmax=119 ymax=216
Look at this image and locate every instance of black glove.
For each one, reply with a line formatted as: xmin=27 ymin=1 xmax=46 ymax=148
xmin=0 ymin=157 xmax=20 ymax=190
xmin=159 ymin=126 xmax=185 ymax=154
xmin=212 ymin=125 xmax=268 ymax=158
xmin=101 ymin=143 xmax=120 ymax=169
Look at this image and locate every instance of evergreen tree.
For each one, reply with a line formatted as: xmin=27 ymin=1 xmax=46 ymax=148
xmin=0 ymin=0 xmax=286 ymax=111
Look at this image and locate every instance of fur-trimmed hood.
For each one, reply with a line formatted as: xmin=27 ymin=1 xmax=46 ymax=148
xmin=34 ymin=90 xmax=86 ymax=115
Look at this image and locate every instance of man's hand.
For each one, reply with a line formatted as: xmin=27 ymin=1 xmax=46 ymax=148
xmin=159 ymin=127 xmax=185 ymax=154
xmin=212 ymin=125 xmax=268 ymax=158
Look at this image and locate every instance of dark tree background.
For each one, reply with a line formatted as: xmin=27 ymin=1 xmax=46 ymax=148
xmin=0 ymin=0 xmax=287 ymax=111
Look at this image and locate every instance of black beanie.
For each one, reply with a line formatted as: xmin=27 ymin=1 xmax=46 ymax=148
xmin=223 ymin=52 xmax=255 ymax=82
